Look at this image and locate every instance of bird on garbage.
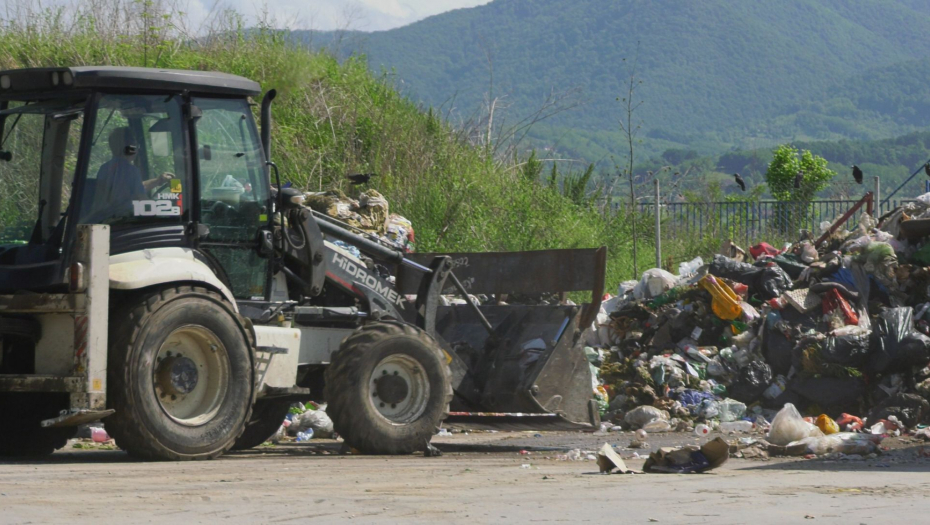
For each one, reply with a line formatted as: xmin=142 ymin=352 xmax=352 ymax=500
xmin=924 ymin=162 xmax=930 ymax=178
xmin=347 ymin=173 xmax=377 ymax=185
xmin=852 ymin=165 xmax=863 ymax=184
xmin=794 ymin=170 xmax=804 ymax=189
xmin=733 ymin=173 xmax=746 ymax=192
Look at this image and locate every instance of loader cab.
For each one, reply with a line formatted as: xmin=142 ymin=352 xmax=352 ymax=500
xmin=0 ymin=67 xmax=273 ymax=299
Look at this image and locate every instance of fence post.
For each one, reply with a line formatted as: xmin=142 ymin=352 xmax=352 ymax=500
xmin=654 ymin=178 xmax=661 ymax=269
xmin=874 ymin=176 xmax=880 ymax=216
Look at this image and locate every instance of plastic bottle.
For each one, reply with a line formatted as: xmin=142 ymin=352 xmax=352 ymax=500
xmin=90 ymin=427 xmax=110 ymax=443
xmin=718 ymin=420 xmax=753 ymax=433
xmin=694 ymin=424 xmax=710 ymax=437
xmin=296 ymin=430 xmax=314 ymax=442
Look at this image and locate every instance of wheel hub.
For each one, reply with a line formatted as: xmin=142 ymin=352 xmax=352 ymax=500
xmin=368 ymin=354 xmax=430 ymax=424
xmin=374 ymin=373 xmax=409 ymax=404
xmin=155 ymin=355 xmax=199 ymax=395
xmin=153 ymin=326 xmax=230 ymax=426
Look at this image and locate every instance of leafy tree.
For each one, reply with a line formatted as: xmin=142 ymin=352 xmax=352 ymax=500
xmin=765 ymin=145 xmax=835 ymax=202
xmin=521 ymin=149 xmax=543 ymax=181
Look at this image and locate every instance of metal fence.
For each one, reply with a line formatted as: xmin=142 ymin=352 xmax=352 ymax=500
xmin=638 ymin=196 xmax=926 ymax=248
xmin=635 ymin=200 xmax=866 ymax=247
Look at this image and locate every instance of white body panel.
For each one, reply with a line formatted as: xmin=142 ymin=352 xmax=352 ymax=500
xmin=108 ymin=247 xmax=237 ymax=309
xmin=252 ymin=325 xmax=301 ymax=393
xmin=33 ymin=314 xmax=75 ymax=375
xmin=76 ymin=224 xmax=110 ymax=410
xmin=296 ymin=326 xmax=349 ymax=365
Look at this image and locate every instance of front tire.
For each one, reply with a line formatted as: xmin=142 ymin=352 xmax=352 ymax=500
xmin=232 ymin=398 xmax=292 ymax=450
xmin=324 ymin=321 xmax=452 ymax=455
xmin=106 ymin=286 xmax=255 ymax=460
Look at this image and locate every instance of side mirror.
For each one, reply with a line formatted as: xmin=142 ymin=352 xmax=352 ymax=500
xmin=200 ymin=145 xmax=212 ymax=161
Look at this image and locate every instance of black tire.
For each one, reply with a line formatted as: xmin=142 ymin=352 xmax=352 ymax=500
xmin=106 ymin=286 xmax=255 ymax=461
xmin=231 ymin=398 xmax=292 ymax=450
xmin=0 ymin=393 xmax=75 ymax=457
xmin=324 ymin=321 xmax=452 ymax=455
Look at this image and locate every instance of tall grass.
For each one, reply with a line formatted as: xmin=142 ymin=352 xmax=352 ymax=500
xmin=0 ymin=0 xmax=693 ymax=294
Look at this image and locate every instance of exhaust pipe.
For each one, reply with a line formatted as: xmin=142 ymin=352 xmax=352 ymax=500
xmin=260 ymin=89 xmax=277 ymax=162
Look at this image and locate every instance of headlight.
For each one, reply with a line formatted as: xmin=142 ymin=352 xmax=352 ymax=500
xmin=51 ymin=71 xmax=59 ymax=86
xmin=62 ymin=71 xmax=73 ymax=86
xmin=0 ymin=75 xmax=10 ymax=89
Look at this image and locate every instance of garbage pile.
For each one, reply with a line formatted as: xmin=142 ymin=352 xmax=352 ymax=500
xmin=585 ymin=196 xmax=930 ymax=457
xmin=303 ymin=189 xmax=416 ymax=254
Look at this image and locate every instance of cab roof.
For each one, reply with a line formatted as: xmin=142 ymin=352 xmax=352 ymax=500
xmin=0 ymin=66 xmax=261 ymax=97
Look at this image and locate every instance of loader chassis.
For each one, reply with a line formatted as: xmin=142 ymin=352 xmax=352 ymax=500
xmin=0 ymin=66 xmax=604 ymax=460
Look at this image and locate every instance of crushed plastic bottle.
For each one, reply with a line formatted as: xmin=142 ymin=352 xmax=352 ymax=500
xmin=296 ymin=430 xmax=314 ymax=442
xmin=718 ymin=420 xmax=753 ymax=433
xmin=694 ymin=424 xmax=710 ymax=436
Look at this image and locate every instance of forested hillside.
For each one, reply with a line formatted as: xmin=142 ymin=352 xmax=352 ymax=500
xmin=298 ymin=0 xmax=930 ymax=161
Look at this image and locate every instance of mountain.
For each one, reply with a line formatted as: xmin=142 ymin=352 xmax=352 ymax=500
xmin=295 ymin=0 xmax=930 ymax=163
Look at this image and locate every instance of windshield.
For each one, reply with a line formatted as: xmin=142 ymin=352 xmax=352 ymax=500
xmin=0 ymin=98 xmax=86 ymax=246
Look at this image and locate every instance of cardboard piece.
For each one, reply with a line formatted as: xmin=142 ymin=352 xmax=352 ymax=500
xmin=642 ymin=437 xmax=730 ymax=474
xmin=596 ymin=443 xmax=641 ymax=474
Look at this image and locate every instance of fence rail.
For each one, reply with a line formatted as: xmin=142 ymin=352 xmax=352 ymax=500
xmin=633 ymin=196 xmax=917 ymax=254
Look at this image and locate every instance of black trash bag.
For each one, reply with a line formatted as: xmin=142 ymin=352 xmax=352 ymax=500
xmin=868 ymin=307 xmax=930 ymax=374
xmin=728 ymin=361 xmax=772 ymax=404
xmin=866 ymin=393 xmax=930 ymax=428
xmin=772 ymin=254 xmax=808 ymax=280
xmin=757 ymin=264 xmax=793 ymax=299
xmin=763 ymin=328 xmax=794 ymax=376
xmin=708 ymin=255 xmax=791 ymax=299
xmin=791 ymin=376 xmax=865 ymax=414
xmin=709 ymin=254 xmax=759 ymax=284
xmin=821 ymin=332 xmax=871 ymax=368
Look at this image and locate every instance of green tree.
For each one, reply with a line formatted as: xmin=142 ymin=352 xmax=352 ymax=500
xmin=765 ymin=145 xmax=835 ymax=202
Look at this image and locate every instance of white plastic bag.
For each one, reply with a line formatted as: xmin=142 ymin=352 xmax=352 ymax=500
xmin=717 ymin=398 xmax=747 ymax=422
xmin=792 ymin=432 xmax=881 ymax=455
xmin=767 ymin=403 xmax=823 ymax=445
xmin=678 ymin=257 xmax=704 ymax=277
xmin=633 ymin=269 xmax=678 ymax=300
xmin=290 ymin=408 xmax=334 ymax=438
xmin=642 ymin=419 xmax=672 ymax=432
xmin=624 ymin=405 xmax=670 ymax=429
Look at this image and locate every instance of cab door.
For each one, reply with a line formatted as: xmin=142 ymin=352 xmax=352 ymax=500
xmin=192 ymin=97 xmax=271 ymax=300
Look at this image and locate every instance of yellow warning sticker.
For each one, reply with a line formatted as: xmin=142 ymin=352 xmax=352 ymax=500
xmin=259 ymin=214 xmax=268 ymax=222
xmin=92 ymin=378 xmax=102 ymax=391
xmin=170 ymin=179 xmax=182 ymax=193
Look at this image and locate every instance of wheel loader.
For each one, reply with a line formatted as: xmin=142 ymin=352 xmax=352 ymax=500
xmin=0 ymin=66 xmax=606 ymax=460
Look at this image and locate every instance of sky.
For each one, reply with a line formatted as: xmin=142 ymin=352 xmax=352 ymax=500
xmin=182 ymin=0 xmax=492 ymax=32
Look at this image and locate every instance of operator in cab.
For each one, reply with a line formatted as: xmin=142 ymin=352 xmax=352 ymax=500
xmin=87 ymin=127 xmax=173 ymax=222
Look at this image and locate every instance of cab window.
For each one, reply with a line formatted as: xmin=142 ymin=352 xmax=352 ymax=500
xmin=79 ymin=94 xmax=188 ymax=225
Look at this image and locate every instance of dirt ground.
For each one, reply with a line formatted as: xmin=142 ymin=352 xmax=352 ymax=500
xmin=3 ymin=430 xmax=930 ymax=524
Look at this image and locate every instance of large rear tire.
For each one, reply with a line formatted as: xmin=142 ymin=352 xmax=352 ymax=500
xmin=232 ymin=398 xmax=292 ymax=450
xmin=0 ymin=393 xmax=75 ymax=457
xmin=324 ymin=321 xmax=451 ymax=455
xmin=106 ymin=286 xmax=255 ymax=461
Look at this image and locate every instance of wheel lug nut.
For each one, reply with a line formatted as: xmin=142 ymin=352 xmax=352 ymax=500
xmin=391 ymin=404 xmax=396 ymax=408
xmin=380 ymin=402 xmax=385 ymax=407
xmin=372 ymin=392 xmax=378 ymax=397
xmin=382 ymin=370 xmax=387 ymax=375
xmin=393 ymin=371 xmax=398 ymax=375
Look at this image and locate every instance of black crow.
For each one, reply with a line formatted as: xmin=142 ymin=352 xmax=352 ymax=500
xmin=924 ymin=163 xmax=930 ymax=178
xmin=347 ymin=173 xmax=377 ymax=185
xmin=852 ymin=165 xmax=863 ymax=184
xmin=794 ymin=170 xmax=803 ymax=189
xmin=733 ymin=173 xmax=746 ymax=192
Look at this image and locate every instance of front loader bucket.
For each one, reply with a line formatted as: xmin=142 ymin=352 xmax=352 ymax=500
xmin=397 ymin=247 xmax=607 ymax=431
xmin=434 ymin=304 xmax=599 ymax=430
